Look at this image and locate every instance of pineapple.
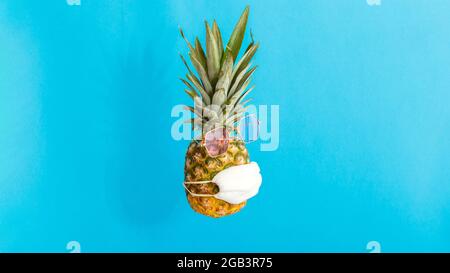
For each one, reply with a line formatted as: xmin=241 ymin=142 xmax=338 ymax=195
xmin=180 ymin=6 xmax=259 ymax=218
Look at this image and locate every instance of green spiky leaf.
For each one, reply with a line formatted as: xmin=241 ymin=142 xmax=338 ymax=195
xmin=212 ymin=20 xmax=224 ymax=63
xmin=184 ymin=89 xmax=198 ymax=100
xmin=235 ymin=86 xmax=254 ymax=107
xmin=215 ymin=50 xmax=234 ymax=95
xmin=228 ymin=79 xmax=251 ymax=107
xmin=189 ymin=53 xmax=212 ymax=95
xmin=234 ymin=65 xmax=257 ymax=96
xmin=244 ymin=29 xmax=255 ymax=53
xmin=179 ymin=28 xmax=195 ymax=53
xmin=194 ymin=37 xmax=207 ymax=71
xmin=205 ymin=21 xmax=221 ymax=86
xmin=229 ymin=64 xmax=257 ymax=98
xmin=226 ymin=6 xmax=249 ymax=62
xmin=180 ymin=54 xmax=195 ymax=76
xmin=231 ymin=43 xmax=259 ymax=83
xmin=212 ymin=89 xmax=226 ymax=106
xmin=187 ymin=73 xmax=210 ymax=105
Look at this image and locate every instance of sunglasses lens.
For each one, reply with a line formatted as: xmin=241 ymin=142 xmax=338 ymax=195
xmin=204 ymin=127 xmax=229 ymax=156
xmin=238 ymin=116 xmax=259 ymax=143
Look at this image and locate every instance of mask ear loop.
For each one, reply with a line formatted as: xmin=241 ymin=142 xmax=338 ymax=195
xmin=183 ymin=181 xmax=216 ymax=197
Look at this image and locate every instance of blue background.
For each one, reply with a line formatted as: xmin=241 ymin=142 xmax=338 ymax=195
xmin=1 ymin=0 xmax=449 ymax=252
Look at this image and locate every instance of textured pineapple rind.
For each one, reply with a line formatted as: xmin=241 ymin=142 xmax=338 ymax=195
xmin=184 ymin=140 xmax=250 ymax=218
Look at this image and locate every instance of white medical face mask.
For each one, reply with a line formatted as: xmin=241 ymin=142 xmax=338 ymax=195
xmin=183 ymin=162 xmax=262 ymax=204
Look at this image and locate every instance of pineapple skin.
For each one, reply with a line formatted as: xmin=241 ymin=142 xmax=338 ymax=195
xmin=184 ymin=140 xmax=250 ymax=218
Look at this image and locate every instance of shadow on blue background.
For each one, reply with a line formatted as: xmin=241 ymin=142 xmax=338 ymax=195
xmin=0 ymin=0 xmax=449 ymax=252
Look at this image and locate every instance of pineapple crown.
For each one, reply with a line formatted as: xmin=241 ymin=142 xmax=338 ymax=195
xmin=180 ymin=6 xmax=259 ymax=135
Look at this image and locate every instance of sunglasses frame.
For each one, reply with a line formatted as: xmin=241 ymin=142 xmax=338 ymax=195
xmin=194 ymin=114 xmax=260 ymax=158
xmin=232 ymin=114 xmax=260 ymax=144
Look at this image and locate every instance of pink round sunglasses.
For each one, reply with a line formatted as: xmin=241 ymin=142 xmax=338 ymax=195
xmin=195 ymin=115 xmax=259 ymax=157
